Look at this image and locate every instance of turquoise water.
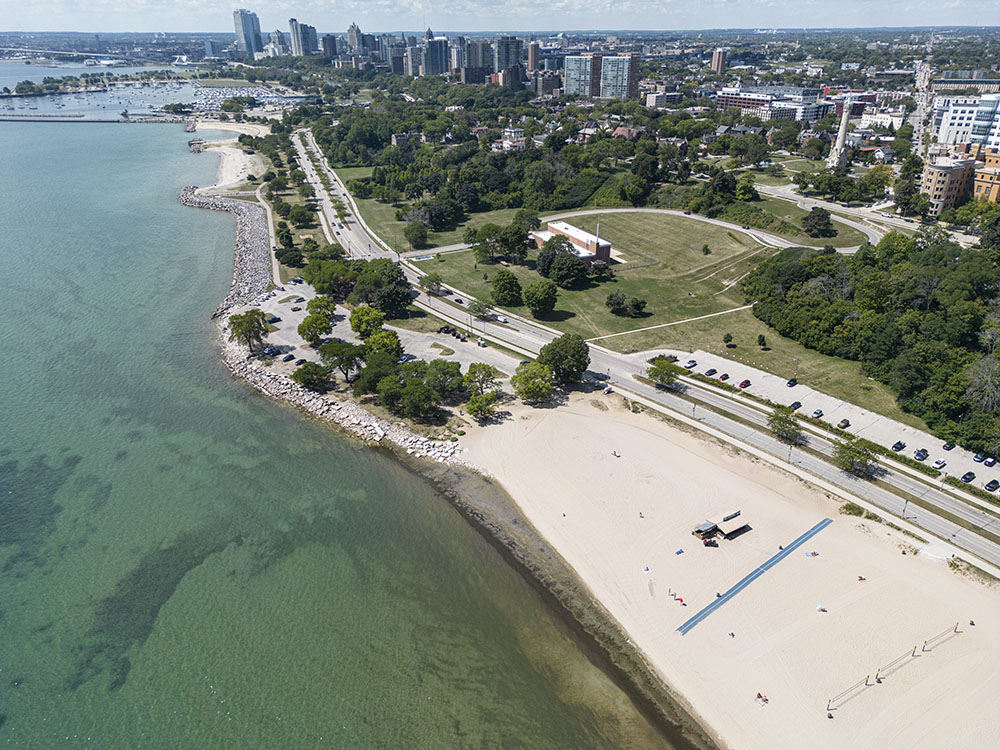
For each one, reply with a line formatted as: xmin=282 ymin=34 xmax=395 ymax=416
xmin=0 ymin=122 xmax=671 ymax=748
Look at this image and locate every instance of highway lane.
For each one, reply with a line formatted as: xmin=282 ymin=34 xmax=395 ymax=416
xmin=291 ymin=129 xmax=1000 ymax=569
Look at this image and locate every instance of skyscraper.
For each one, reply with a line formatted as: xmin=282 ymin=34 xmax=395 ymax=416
xmin=269 ymin=30 xmax=288 ymax=55
xmin=301 ymin=24 xmax=318 ymax=55
xmin=564 ymin=55 xmax=602 ymax=98
xmin=422 ymin=38 xmax=449 ymax=77
xmin=527 ymin=42 xmax=540 ymax=72
xmin=233 ymin=9 xmax=263 ymax=55
xmin=321 ymin=35 xmax=338 ymax=58
xmin=347 ymin=23 xmax=361 ymax=54
xmin=711 ymin=48 xmax=728 ymax=75
xmin=494 ymin=35 xmax=523 ymax=73
xmin=599 ymin=54 xmax=639 ymax=99
xmin=288 ymin=18 xmax=303 ymax=57
xmin=466 ymin=40 xmax=493 ymax=71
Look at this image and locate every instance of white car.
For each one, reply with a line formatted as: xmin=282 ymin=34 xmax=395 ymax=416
xmin=932 ymin=459 xmax=947 ymax=470
xmin=495 ymin=315 xmax=509 ymax=323
xmin=683 ymin=360 xmax=697 ymax=369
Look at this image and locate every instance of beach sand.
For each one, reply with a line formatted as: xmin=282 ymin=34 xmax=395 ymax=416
xmin=461 ymin=392 xmax=1000 ymax=750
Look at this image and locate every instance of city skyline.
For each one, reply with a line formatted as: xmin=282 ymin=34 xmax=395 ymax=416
xmin=2 ymin=1 xmax=999 ymax=34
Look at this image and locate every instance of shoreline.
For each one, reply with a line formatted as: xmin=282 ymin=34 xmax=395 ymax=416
xmin=178 ymin=185 xmax=721 ymax=749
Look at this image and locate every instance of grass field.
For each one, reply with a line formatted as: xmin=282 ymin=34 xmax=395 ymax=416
xmin=602 ymin=308 xmax=929 ymax=430
xmin=333 ymin=167 xmax=520 ymax=250
xmin=754 ymin=196 xmax=870 ymax=247
xmin=777 ymin=157 xmax=827 ymax=173
xmin=414 ymin=212 xmax=772 ymax=341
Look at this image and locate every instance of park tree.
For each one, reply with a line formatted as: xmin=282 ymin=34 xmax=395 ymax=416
xmin=537 ymin=333 xmax=590 ymax=384
xmin=377 ymin=375 xmax=404 ymax=411
xmin=366 ymin=330 xmax=403 ymax=359
xmin=464 ymin=362 xmax=503 ymax=396
xmin=491 ymin=268 xmax=523 ymax=306
xmin=606 ymin=290 xmax=628 ymax=315
xmin=420 ymin=272 xmax=444 ymax=296
xmin=404 ymin=220 xmax=429 ymax=249
xmin=319 ymin=340 xmax=366 ymax=381
xmin=298 ymin=313 xmax=333 ymax=345
xmin=735 ymin=172 xmax=759 ymax=202
xmin=626 ymin=297 xmax=647 ymax=317
xmin=291 ymin=361 xmax=330 ymax=390
xmin=549 ymin=253 xmax=589 ymax=289
xmin=511 ymin=362 xmax=555 ymax=402
xmin=767 ymin=406 xmax=804 ymax=444
xmin=833 ymin=437 xmax=879 ymax=478
xmin=352 ymin=351 xmax=398 ymax=396
xmin=758 ymin=334 xmax=767 ymax=348
xmin=802 ymin=207 xmax=836 ymax=238
xmin=228 ymin=309 xmax=269 ymax=353
xmin=723 ymin=332 xmax=734 ymax=346
xmin=287 ymin=204 xmax=314 ymax=228
xmin=424 ymin=359 xmax=464 ymax=400
xmin=371 ymin=282 xmax=412 ymax=318
xmin=965 ymin=355 xmax=1000 ymax=413
xmin=306 ymin=295 xmax=339 ymax=320
xmin=524 ymin=279 xmax=558 ymax=318
xmin=647 ymin=357 xmax=683 ymax=388
xmin=468 ymin=300 xmax=494 ymax=320
xmin=400 ymin=379 xmax=437 ymax=419
xmin=350 ymin=305 xmax=385 ymax=339
xmin=466 ymin=391 xmax=500 ymax=421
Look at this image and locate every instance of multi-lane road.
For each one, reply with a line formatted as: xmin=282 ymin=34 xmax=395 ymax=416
xmin=288 ymin=129 xmax=1000 ymax=571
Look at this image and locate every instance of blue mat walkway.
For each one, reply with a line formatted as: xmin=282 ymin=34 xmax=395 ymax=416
xmin=676 ymin=518 xmax=833 ymax=636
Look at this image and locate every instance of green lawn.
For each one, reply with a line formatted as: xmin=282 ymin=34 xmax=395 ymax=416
xmin=605 ymin=308 xmax=930 ymax=430
xmin=754 ymin=196 xmax=869 ymax=247
xmin=779 ymin=158 xmax=827 ymax=173
xmin=334 ymin=167 xmax=521 ymax=250
xmin=414 ymin=212 xmax=773 ymax=341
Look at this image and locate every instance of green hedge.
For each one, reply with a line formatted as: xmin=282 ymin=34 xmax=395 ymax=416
xmin=944 ymin=476 xmax=1000 ymax=507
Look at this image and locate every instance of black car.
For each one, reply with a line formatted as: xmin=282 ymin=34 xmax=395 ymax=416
xmin=786 ymin=378 xmax=797 ymax=388
xmin=914 ymin=448 xmax=929 ymax=461
xmin=790 ymin=401 xmax=802 ymax=410
xmin=295 ymin=359 xmax=307 ymax=366
xmin=973 ymin=452 xmax=987 ymax=463
xmin=290 ymin=306 xmax=302 ymax=312
xmin=262 ymin=346 xmax=279 ymax=357
xmin=985 ymin=479 xmax=1000 ymax=493
xmin=961 ymin=471 xmax=976 ymax=483
xmin=942 ymin=441 xmax=956 ymax=451
xmin=282 ymin=353 xmax=295 ymax=362
xmin=891 ymin=441 xmax=906 ymax=452
xmin=705 ymin=368 xmax=717 ymax=377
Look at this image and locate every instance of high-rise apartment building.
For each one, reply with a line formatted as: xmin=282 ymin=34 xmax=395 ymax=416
xmin=347 ymin=23 xmax=361 ymax=54
xmin=450 ymin=44 xmax=465 ymax=72
xmin=599 ymin=54 xmax=639 ymax=99
xmin=321 ymin=35 xmax=338 ymax=58
xmin=422 ymin=38 xmax=449 ymax=76
xmin=301 ymin=24 xmax=318 ymax=55
xmin=921 ymin=156 xmax=978 ymax=216
xmin=527 ymin=42 xmax=540 ymax=72
xmin=233 ymin=9 xmax=263 ymax=55
xmin=405 ymin=47 xmax=422 ymax=77
xmin=564 ymin=55 xmax=602 ymax=98
xmin=205 ymin=40 xmax=225 ymax=58
xmin=466 ymin=40 xmax=493 ymax=71
xmin=494 ymin=36 xmax=523 ymax=73
xmin=268 ymin=30 xmax=288 ymax=55
xmin=711 ymin=48 xmax=728 ymax=75
xmin=288 ymin=18 xmax=303 ymax=57
xmin=973 ymin=148 xmax=1000 ymax=203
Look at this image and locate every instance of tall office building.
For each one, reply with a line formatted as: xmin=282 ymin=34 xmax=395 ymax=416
xmin=377 ymin=34 xmax=397 ymax=62
xmin=564 ymin=55 xmax=601 ymax=97
xmin=711 ymin=48 xmax=728 ymax=75
xmin=450 ymin=44 xmax=465 ymax=72
xmin=527 ymin=42 xmax=540 ymax=72
xmin=301 ymin=24 xmax=318 ymax=55
xmin=321 ymin=35 xmax=338 ymax=58
xmin=288 ymin=18 xmax=303 ymax=57
xmin=268 ymin=30 xmax=288 ymax=55
xmin=233 ymin=9 xmax=263 ymax=55
xmin=937 ymin=94 xmax=1000 ymax=149
xmin=599 ymin=54 xmax=639 ymax=99
xmin=422 ymin=38 xmax=449 ymax=76
xmin=405 ymin=47 xmax=422 ymax=77
xmin=466 ymin=40 xmax=493 ymax=71
xmin=347 ymin=23 xmax=361 ymax=54
xmin=494 ymin=35 xmax=523 ymax=73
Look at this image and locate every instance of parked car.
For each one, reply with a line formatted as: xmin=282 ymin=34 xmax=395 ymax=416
xmin=290 ymin=306 xmax=302 ymax=312
xmin=986 ymin=479 xmax=1000 ymax=492
xmin=837 ymin=419 xmax=850 ymax=429
xmin=790 ymin=401 xmax=802 ymax=410
xmin=942 ymin=441 xmax=956 ymax=451
xmin=397 ymin=353 xmax=417 ymax=364
xmin=294 ymin=359 xmax=307 ymax=366
xmin=719 ymin=373 xmax=729 ymax=381
xmin=294 ymin=296 xmax=306 ymax=303
xmin=914 ymin=448 xmax=929 ymax=461
xmin=738 ymin=379 xmax=751 ymax=389
xmin=961 ymin=471 xmax=976 ymax=483
xmin=705 ymin=368 xmax=717 ymax=376
xmin=266 ymin=316 xmax=281 ymax=324
xmin=683 ymin=210 xmax=691 ymax=215
xmin=282 ymin=353 xmax=295 ymax=362
xmin=932 ymin=459 xmax=947 ymax=470
xmin=811 ymin=409 xmax=823 ymax=419
xmin=985 ymin=457 xmax=997 ymax=467
xmin=786 ymin=378 xmax=797 ymax=387
xmin=262 ymin=346 xmax=279 ymax=357
xmin=973 ymin=452 xmax=987 ymax=463
xmin=683 ymin=360 xmax=697 ymax=369
xmin=891 ymin=441 xmax=906 ymax=452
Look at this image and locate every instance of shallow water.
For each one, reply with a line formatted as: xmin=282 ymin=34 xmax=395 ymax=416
xmin=0 ymin=121 xmax=671 ymax=748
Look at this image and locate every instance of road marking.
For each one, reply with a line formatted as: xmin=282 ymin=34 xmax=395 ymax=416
xmin=586 ymin=305 xmax=754 ymax=342
xmin=676 ymin=518 xmax=833 ymax=636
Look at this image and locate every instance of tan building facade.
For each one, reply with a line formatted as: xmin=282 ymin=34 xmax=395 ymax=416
xmin=973 ymin=148 xmax=1000 ymax=203
xmin=920 ymin=156 xmax=977 ymax=217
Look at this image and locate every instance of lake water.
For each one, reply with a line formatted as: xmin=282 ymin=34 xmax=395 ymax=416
xmin=0 ymin=121 xmax=672 ymax=747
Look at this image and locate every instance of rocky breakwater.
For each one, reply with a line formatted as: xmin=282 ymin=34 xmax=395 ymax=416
xmin=178 ymin=187 xmax=271 ymax=317
xmin=179 ymin=186 xmax=463 ymax=465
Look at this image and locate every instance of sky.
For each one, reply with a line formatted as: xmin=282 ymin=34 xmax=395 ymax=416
xmin=0 ymin=0 xmax=998 ymax=34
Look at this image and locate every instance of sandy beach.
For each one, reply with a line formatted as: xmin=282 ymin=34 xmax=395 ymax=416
xmin=461 ymin=392 xmax=1000 ymax=750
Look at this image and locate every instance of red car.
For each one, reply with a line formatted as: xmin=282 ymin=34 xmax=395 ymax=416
xmin=739 ymin=379 xmax=751 ymax=388
xmin=719 ymin=373 xmax=729 ymax=381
